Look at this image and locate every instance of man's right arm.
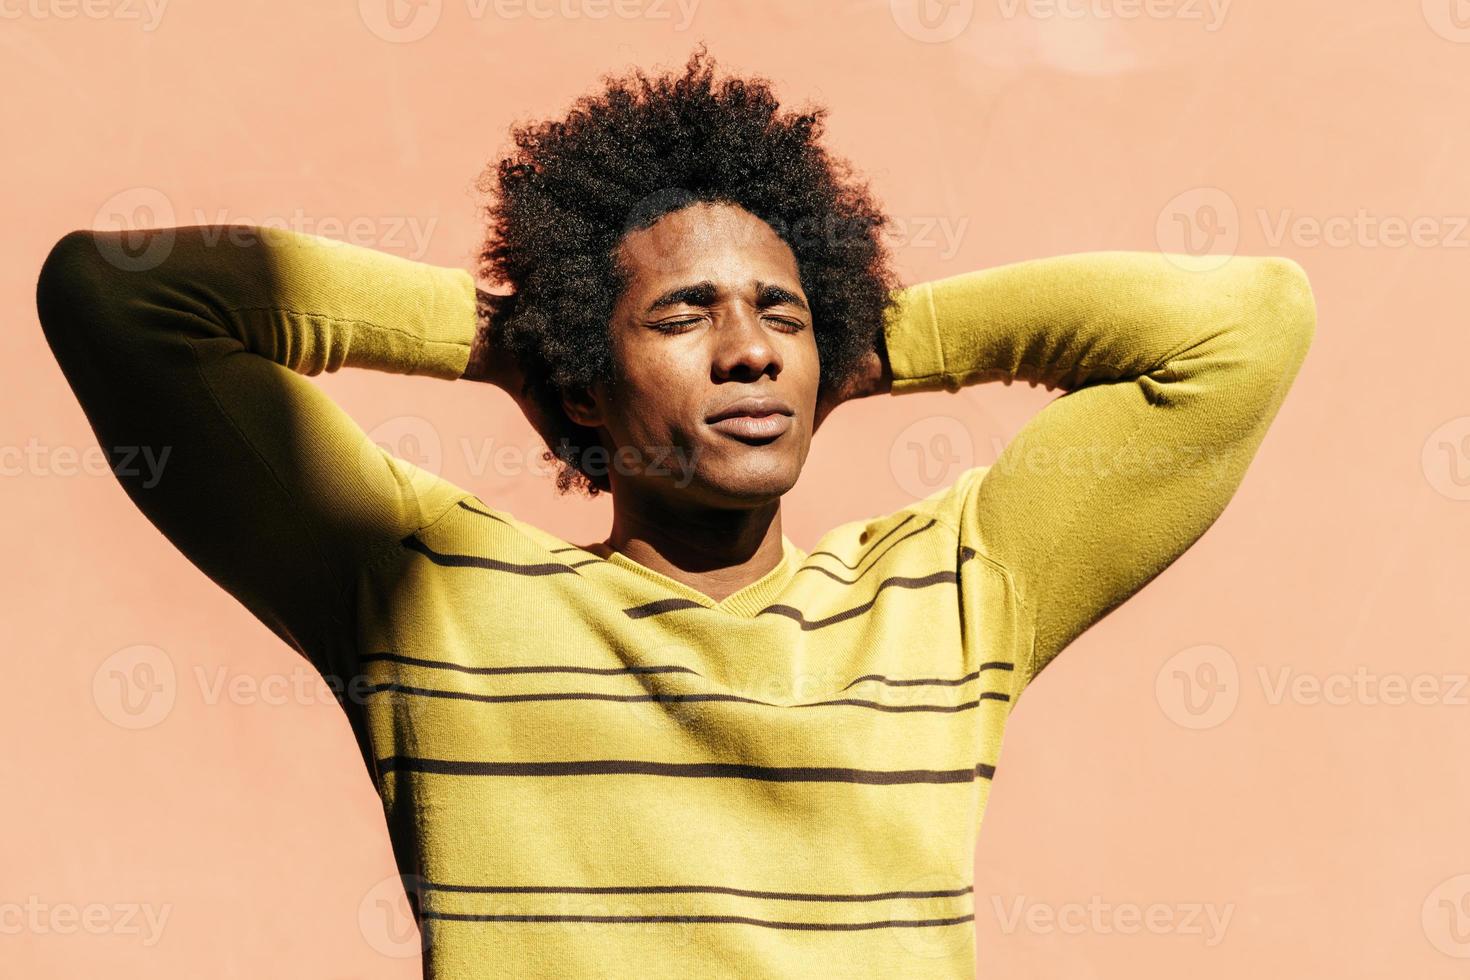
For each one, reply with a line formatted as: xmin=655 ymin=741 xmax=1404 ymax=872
xmin=35 ymin=225 xmax=482 ymax=677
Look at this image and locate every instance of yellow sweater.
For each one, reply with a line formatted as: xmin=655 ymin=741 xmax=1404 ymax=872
xmin=36 ymin=225 xmax=1314 ymax=978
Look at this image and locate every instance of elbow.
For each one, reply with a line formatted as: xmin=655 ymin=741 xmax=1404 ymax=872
xmin=36 ymin=229 xmax=103 ymax=341
xmin=39 ymin=229 xmax=100 ymax=284
xmin=37 ymin=227 xmax=157 ymax=344
xmin=38 ymin=228 xmax=91 ymax=283
xmin=1252 ymin=255 xmax=1318 ymax=359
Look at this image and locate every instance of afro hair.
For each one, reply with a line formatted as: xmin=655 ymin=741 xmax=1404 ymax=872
xmin=474 ymin=42 xmax=901 ymax=496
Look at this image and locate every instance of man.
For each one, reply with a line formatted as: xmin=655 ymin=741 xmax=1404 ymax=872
xmin=36 ymin=46 xmax=1314 ymax=979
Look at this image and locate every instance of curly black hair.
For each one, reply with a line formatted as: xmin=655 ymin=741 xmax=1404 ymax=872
xmin=474 ymin=42 xmax=901 ymax=497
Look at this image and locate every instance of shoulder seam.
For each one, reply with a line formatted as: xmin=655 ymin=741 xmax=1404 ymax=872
xmin=181 ymin=333 xmax=347 ymax=605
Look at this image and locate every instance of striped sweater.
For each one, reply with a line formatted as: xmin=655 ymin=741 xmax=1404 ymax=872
xmin=35 ymin=224 xmax=1315 ymax=978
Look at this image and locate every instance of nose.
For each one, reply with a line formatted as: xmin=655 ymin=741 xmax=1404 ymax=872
xmin=710 ymin=305 xmax=783 ymax=383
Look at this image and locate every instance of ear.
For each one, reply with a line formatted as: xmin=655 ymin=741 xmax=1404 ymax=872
xmin=561 ymin=383 xmax=603 ymax=429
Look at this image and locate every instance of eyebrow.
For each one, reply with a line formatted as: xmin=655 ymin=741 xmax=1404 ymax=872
xmin=644 ymin=280 xmax=809 ymax=314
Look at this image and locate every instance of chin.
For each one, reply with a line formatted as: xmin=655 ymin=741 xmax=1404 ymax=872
xmin=691 ymin=459 xmax=802 ymax=504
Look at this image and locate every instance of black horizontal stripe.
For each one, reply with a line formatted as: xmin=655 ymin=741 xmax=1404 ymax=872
xmin=362 ymin=652 xmax=1014 ymax=701
xmin=840 ymin=662 xmax=1014 ymax=691
xmin=622 ymin=570 xmax=961 ymax=625
xmin=402 ymin=534 xmax=581 ymax=576
xmin=762 ymin=569 xmax=959 ymax=630
xmin=797 ymin=519 xmax=943 ymax=585
xmin=552 ymin=545 xmax=608 ymax=565
xmin=363 ymin=681 xmax=1006 ymax=713
xmin=359 ymin=651 xmax=700 ymax=679
xmin=457 ymin=500 xmax=609 ymax=564
xmin=378 ymin=756 xmax=994 ymax=784
xmin=421 ymin=881 xmax=974 ymax=902
xmin=623 ymin=596 xmax=708 ymax=619
xmin=805 ymin=515 xmax=915 ymax=570
xmin=797 ymin=693 xmax=1005 ymax=712
xmin=457 ymin=498 xmax=511 ymax=524
xmin=419 ymin=910 xmax=975 ymax=930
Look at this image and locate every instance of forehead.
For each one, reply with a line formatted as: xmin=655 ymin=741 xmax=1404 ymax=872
xmin=614 ymin=202 xmax=800 ymax=287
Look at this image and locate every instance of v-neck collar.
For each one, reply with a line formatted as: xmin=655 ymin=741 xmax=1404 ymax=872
xmin=596 ymin=535 xmax=800 ymax=618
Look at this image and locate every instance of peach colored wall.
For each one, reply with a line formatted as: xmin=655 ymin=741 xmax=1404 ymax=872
xmin=5 ymin=1 xmax=1468 ymax=976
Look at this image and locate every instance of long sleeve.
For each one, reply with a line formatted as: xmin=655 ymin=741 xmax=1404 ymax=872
xmin=882 ymin=251 xmax=1317 ymax=688
xmin=35 ymin=225 xmax=480 ymax=677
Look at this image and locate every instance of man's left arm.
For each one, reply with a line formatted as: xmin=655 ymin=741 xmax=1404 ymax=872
xmin=876 ymin=251 xmax=1317 ymax=687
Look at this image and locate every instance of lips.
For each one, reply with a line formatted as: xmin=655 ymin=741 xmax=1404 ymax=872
xmin=705 ymin=396 xmax=795 ymax=442
xmin=709 ymin=414 xmax=793 ymax=440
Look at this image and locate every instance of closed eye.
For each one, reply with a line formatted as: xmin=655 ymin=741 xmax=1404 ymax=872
xmin=650 ymin=315 xmax=806 ymax=335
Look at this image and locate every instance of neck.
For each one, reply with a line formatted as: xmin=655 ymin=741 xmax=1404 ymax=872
xmin=601 ymin=490 xmax=786 ymax=603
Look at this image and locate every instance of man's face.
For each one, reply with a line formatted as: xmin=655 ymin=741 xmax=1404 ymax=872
xmin=565 ymin=201 xmax=819 ymax=507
